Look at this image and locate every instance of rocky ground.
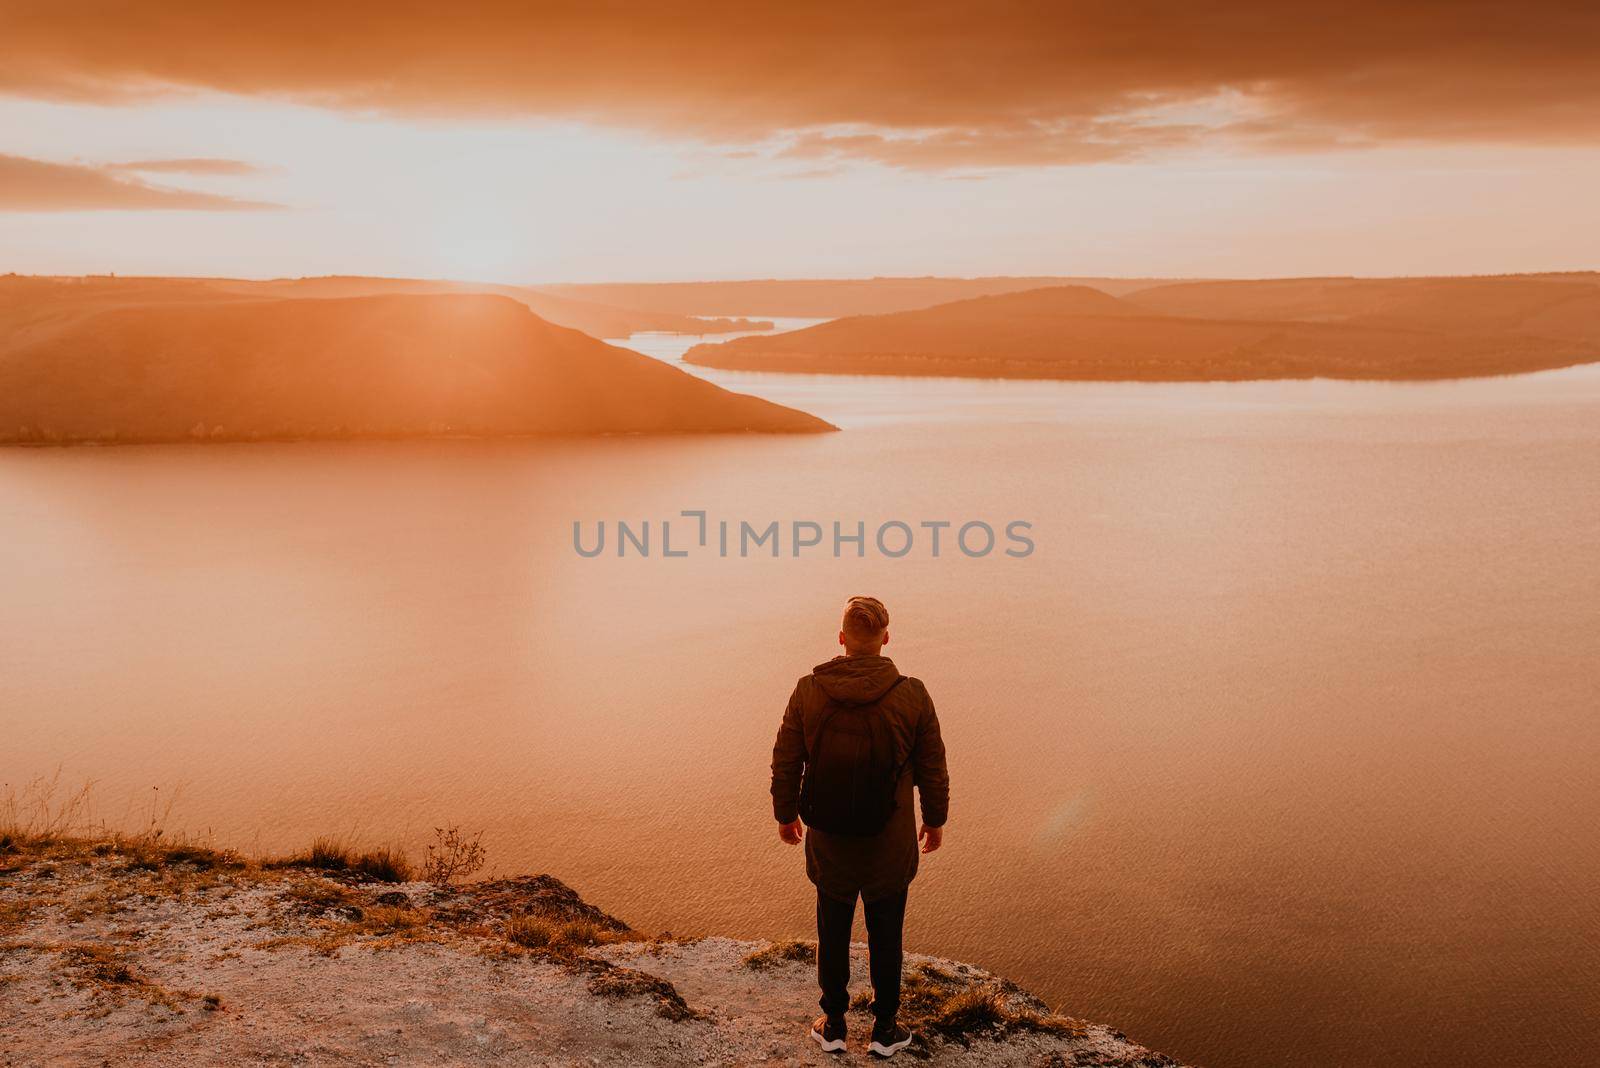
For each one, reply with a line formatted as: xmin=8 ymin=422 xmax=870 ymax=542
xmin=0 ymin=836 xmax=1186 ymax=1066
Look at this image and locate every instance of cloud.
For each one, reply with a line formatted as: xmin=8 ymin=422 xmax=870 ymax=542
xmin=0 ymin=154 xmax=279 ymax=211
xmin=105 ymin=157 xmax=269 ymax=176
xmin=776 ymin=122 xmax=1184 ymax=170
xmin=3 ymin=3 xmax=1599 ymax=168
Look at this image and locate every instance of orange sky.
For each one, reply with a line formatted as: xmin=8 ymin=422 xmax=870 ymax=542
xmin=3 ymin=2 xmax=1598 ymax=281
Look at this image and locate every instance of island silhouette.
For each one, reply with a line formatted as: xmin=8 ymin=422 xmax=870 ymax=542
xmin=684 ymin=276 xmax=1600 ymax=381
xmin=0 ymin=279 xmax=828 ymax=444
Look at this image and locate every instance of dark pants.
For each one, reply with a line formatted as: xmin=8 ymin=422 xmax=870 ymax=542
xmin=816 ymin=887 xmax=907 ymax=1026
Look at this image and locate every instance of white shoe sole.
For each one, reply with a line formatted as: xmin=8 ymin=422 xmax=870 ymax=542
xmin=810 ymin=1029 xmax=846 ymax=1053
xmin=869 ymin=1033 xmax=913 ymax=1057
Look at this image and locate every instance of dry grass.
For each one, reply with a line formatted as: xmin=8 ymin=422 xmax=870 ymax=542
xmin=280 ymin=878 xmax=359 ymax=916
xmin=852 ymin=962 xmax=1088 ymax=1045
xmin=2 ymin=822 xmax=417 ymax=898
xmin=1 ymin=773 xmax=95 ymax=847
xmin=503 ymin=912 xmax=624 ymax=954
xmin=269 ymin=837 xmax=413 ymax=883
xmin=632 ymin=932 xmax=703 ymax=958
xmin=503 ymin=912 xmax=555 ymax=949
xmin=302 ymin=838 xmax=344 ymax=869
xmin=68 ymin=942 xmax=140 ymax=985
xmin=4 ymin=777 xmax=491 ymax=893
xmin=117 ymin=838 xmax=243 ymax=874
xmin=0 ymin=814 xmax=452 ymax=962
xmin=493 ymin=911 xmax=700 ymax=1024
xmin=61 ymin=943 xmax=200 ymax=1010
xmin=0 ymin=900 xmax=36 ymax=933
xmin=3 ymin=774 xmax=254 ymax=897
xmin=59 ymin=883 xmax=138 ymax=923
xmin=257 ymin=905 xmax=441 ymax=956
xmin=349 ymin=905 xmax=429 ymax=934
xmin=355 ymin=847 xmax=412 ymax=883
xmin=0 ymin=776 xmax=722 ymax=1040
xmin=741 ymin=938 xmax=816 ymax=970
xmin=583 ymin=959 xmax=700 ymax=1021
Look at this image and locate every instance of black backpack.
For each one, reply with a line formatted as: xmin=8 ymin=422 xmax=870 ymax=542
xmin=799 ymin=677 xmax=907 ymax=837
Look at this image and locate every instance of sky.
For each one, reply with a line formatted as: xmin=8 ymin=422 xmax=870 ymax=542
xmin=3 ymin=2 xmax=1598 ymax=283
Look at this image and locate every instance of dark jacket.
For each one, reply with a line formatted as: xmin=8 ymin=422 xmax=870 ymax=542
xmin=770 ymin=654 xmax=949 ymax=902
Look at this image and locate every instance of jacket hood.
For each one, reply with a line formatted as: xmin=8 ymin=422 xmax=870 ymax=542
xmin=811 ymin=654 xmax=901 ymax=704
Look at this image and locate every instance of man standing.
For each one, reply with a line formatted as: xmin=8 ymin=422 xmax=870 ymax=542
xmin=770 ymin=595 xmax=950 ymax=1058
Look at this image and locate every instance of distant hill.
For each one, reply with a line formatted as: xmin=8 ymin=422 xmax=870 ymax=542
xmin=547 ymin=272 xmax=1600 ymax=330
xmin=0 ymin=274 xmax=768 ymax=340
xmin=213 ymin=276 xmax=770 ymax=338
xmin=683 ymin=284 xmax=1600 ymax=381
xmin=0 ymin=287 xmax=832 ymax=444
xmin=1125 ymin=276 xmax=1600 ymax=343
xmin=542 ymin=276 xmax=1179 ymax=317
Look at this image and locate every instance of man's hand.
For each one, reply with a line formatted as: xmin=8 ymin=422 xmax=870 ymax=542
xmin=778 ymin=819 xmax=804 ymax=845
xmin=919 ymin=824 xmax=944 ymax=854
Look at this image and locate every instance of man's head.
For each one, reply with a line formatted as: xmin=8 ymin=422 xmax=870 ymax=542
xmin=839 ymin=595 xmax=890 ymax=655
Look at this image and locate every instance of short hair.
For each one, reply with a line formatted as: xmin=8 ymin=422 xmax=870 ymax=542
xmin=842 ymin=595 xmax=890 ymax=642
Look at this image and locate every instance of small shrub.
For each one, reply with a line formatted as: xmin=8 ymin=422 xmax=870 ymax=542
xmin=585 ymin=961 xmax=699 ymax=1021
xmin=742 ymin=939 xmax=816 ymax=970
xmin=351 ymin=847 xmax=411 ymax=884
xmin=929 ymin=986 xmax=1011 ymax=1036
xmin=352 ymin=906 xmax=426 ymax=934
xmin=421 ymin=825 xmax=486 ymax=886
xmin=306 ymin=838 xmax=352 ymax=871
xmin=164 ymin=844 xmax=237 ymax=870
xmin=118 ymin=841 xmax=162 ymax=871
xmin=553 ymin=919 xmax=615 ymax=948
xmin=68 ymin=944 xmax=136 ymax=986
xmin=277 ymin=838 xmax=411 ymax=883
xmin=502 ymin=913 xmax=618 ymax=953
xmin=63 ymin=942 xmax=194 ymax=1008
xmin=283 ymin=879 xmax=357 ymax=915
xmin=0 ymin=901 xmax=35 ymax=931
xmin=860 ymin=963 xmax=1087 ymax=1044
xmin=505 ymin=913 xmax=553 ymax=948
xmin=257 ymin=906 xmax=435 ymax=955
xmin=119 ymin=839 xmax=238 ymax=873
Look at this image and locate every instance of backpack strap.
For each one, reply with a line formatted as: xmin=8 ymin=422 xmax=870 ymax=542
xmin=873 ymin=677 xmax=915 ymax=781
xmin=873 ymin=676 xmax=907 ymax=705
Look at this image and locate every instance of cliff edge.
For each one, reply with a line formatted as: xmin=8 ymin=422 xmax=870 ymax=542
xmin=0 ymin=836 xmax=1186 ymax=1066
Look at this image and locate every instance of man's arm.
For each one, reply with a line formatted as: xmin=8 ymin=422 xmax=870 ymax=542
xmin=912 ymin=685 xmax=949 ymax=850
xmin=770 ymin=681 xmax=807 ymax=841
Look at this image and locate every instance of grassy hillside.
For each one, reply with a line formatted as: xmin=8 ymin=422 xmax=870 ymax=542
xmin=0 ymin=274 xmax=767 ymax=341
xmin=543 ymin=275 xmax=1179 ymax=317
xmin=1125 ymin=276 xmax=1600 ymax=342
xmin=685 ymin=283 xmax=1600 ymax=381
xmin=0 ymin=289 xmax=832 ymax=443
xmin=214 ymin=275 xmax=769 ymax=337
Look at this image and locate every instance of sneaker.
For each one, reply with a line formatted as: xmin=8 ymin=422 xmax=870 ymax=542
xmin=810 ymin=1014 xmax=847 ymax=1054
xmin=869 ymin=1021 xmax=913 ymax=1058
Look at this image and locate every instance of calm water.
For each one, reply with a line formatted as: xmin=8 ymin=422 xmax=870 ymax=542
xmin=3 ymin=319 xmax=1598 ymax=1066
